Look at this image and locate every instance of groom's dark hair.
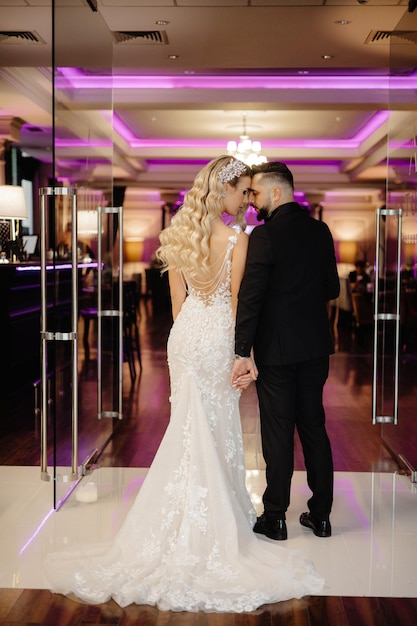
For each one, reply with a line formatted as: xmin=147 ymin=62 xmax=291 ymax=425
xmin=252 ymin=161 xmax=294 ymax=190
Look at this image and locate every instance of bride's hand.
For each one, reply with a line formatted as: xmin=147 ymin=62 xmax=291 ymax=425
xmin=231 ymin=372 xmax=256 ymax=391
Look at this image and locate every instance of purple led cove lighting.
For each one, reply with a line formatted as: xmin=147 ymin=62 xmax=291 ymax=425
xmin=129 ymin=138 xmax=358 ymax=150
xmin=55 ymin=139 xmax=112 ymax=148
xmin=389 ymin=140 xmax=415 ymax=150
xmin=147 ymin=158 xmax=343 ymax=167
xmin=146 ymin=159 xmax=210 ymax=166
xmin=52 ymin=112 xmax=389 ymax=153
xmin=113 ymin=114 xmax=137 ymax=143
xmin=114 ymin=111 xmax=390 ymax=152
xmin=56 ymin=135 xmax=365 ymax=151
xmin=353 ymin=111 xmax=389 ymax=142
xmin=53 ymin=105 xmax=390 ymax=154
xmin=56 ymin=68 xmax=417 ymax=91
xmin=58 ymin=67 xmax=85 ymax=79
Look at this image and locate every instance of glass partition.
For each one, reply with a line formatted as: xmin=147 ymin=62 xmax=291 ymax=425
xmin=378 ymin=8 xmax=417 ymax=481
xmin=45 ymin=5 xmax=119 ymax=507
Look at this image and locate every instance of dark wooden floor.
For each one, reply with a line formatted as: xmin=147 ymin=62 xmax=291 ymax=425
xmin=1 ymin=301 xmax=414 ymax=625
xmin=2 ymin=589 xmax=417 ymax=626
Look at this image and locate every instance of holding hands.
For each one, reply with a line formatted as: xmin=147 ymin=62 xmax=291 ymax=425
xmin=231 ymin=355 xmax=258 ymax=391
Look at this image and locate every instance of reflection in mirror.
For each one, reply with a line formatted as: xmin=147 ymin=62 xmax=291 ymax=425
xmin=378 ymin=7 xmax=417 ymax=477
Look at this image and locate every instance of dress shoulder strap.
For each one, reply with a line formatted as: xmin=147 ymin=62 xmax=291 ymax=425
xmin=183 ymin=225 xmax=239 ymax=301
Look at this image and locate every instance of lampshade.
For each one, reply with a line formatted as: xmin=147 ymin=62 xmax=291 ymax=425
xmin=0 ymin=185 xmax=28 ymax=219
xmin=124 ymin=237 xmax=144 ymax=262
xmin=78 ymin=210 xmax=98 ymax=234
xmin=338 ymin=241 xmax=358 ymax=264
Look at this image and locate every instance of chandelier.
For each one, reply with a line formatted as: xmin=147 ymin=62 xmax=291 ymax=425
xmin=226 ymin=115 xmax=267 ymax=167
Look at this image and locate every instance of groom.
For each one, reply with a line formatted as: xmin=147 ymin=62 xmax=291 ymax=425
xmin=231 ymin=162 xmax=340 ymax=541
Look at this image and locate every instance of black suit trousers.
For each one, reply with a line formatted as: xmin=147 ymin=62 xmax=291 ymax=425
xmin=256 ymin=356 xmax=333 ymax=521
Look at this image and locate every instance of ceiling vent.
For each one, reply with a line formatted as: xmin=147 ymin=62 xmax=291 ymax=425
xmin=0 ymin=31 xmax=46 ymax=44
xmin=365 ymin=30 xmax=417 ymax=45
xmin=112 ymin=30 xmax=168 ymax=45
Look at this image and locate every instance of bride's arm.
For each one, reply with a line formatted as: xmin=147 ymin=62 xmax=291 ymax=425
xmin=231 ymin=231 xmax=249 ymax=319
xmin=168 ymin=268 xmax=187 ymax=321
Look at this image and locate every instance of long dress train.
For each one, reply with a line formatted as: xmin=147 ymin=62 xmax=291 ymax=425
xmin=45 ymin=229 xmax=325 ymax=612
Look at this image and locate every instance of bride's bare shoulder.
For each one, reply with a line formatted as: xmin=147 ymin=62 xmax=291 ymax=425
xmin=211 ymin=220 xmax=239 ymax=240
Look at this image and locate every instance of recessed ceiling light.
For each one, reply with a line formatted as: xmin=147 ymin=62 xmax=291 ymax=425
xmin=168 ymin=55 xmax=179 ymax=60
xmin=335 ymin=20 xmax=350 ymax=25
xmin=322 ymin=55 xmax=334 ymax=60
xmin=155 ymin=20 xmax=169 ymax=25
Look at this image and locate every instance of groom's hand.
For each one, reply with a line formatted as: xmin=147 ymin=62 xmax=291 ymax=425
xmin=230 ymin=356 xmax=258 ymax=390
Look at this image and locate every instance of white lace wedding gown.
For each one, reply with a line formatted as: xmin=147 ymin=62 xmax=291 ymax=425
xmin=45 ymin=228 xmax=325 ymax=612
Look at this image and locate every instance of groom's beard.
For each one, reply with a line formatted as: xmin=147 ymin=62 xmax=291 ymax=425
xmin=256 ymin=207 xmax=269 ymax=222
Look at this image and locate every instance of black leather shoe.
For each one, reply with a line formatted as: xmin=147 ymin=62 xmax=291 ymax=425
xmin=253 ymin=513 xmax=287 ymax=541
xmin=299 ymin=512 xmax=331 ymax=538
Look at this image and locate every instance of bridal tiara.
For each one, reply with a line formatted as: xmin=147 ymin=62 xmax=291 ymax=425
xmin=218 ymin=159 xmax=248 ymax=184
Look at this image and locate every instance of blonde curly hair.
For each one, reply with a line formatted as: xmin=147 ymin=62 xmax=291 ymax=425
xmin=155 ymin=156 xmax=251 ymax=276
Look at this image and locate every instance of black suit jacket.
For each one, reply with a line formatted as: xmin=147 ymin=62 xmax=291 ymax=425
xmin=235 ymin=202 xmax=340 ymax=365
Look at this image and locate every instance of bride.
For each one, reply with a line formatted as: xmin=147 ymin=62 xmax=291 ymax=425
xmin=45 ymin=156 xmax=324 ymax=612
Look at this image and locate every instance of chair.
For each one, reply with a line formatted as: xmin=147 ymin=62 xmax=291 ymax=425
xmin=80 ymin=279 xmax=142 ymax=382
xmin=351 ymin=292 xmax=373 ymax=328
xmin=80 ymin=306 xmax=97 ymax=360
xmin=132 ymin=272 xmax=143 ymax=320
xmin=121 ymin=280 xmax=142 ymax=382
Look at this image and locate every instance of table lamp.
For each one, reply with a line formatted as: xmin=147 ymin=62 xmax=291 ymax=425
xmin=0 ymin=185 xmax=28 ymax=260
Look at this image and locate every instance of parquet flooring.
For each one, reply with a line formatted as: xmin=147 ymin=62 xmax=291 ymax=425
xmin=1 ymin=589 xmax=417 ymax=626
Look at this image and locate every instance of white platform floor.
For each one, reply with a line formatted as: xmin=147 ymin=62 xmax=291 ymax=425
xmin=1 ymin=466 xmax=416 ymax=598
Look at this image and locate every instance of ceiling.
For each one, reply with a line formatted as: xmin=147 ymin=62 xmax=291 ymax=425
xmin=0 ymin=0 xmax=417 ymax=201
